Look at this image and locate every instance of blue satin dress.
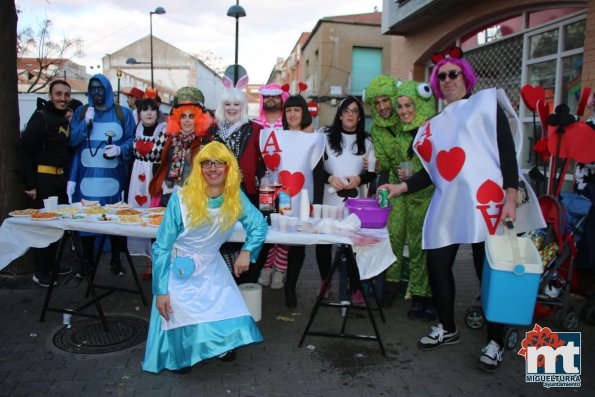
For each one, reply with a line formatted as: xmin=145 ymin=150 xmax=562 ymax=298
xmin=142 ymin=190 xmax=268 ymax=373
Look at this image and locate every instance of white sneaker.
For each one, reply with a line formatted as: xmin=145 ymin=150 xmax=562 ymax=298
xmin=478 ymin=340 xmax=503 ymax=372
xmin=418 ymin=323 xmax=460 ymax=350
xmin=258 ymin=268 xmax=273 ymax=287
xmin=270 ymin=270 xmax=285 ymax=290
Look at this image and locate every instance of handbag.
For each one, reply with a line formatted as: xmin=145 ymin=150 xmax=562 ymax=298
xmin=171 ymin=255 xmax=196 ymax=279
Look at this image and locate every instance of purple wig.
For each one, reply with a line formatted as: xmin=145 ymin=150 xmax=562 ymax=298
xmin=429 ymin=57 xmax=478 ymax=100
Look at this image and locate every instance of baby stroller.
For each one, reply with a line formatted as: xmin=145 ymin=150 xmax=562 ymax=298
xmin=533 ymin=194 xmax=589 ymax=331
xmin=530 ymin=88 xmax=595 ymax=330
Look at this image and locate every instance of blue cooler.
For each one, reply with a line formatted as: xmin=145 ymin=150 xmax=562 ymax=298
xmin=481 ymin=234 xmax=543 ymax=325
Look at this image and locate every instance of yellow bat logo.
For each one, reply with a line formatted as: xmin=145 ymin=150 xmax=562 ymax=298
xmin=59 ymin=125 xmax=70 ymax=138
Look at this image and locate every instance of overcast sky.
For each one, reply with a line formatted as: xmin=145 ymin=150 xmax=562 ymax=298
xmin=17 ymin=0 xmax=383 ymax=84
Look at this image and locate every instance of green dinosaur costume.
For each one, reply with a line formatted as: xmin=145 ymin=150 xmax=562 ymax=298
xmin=364 ymin=76 xmax=407 ymax=288
xmin=389 ymin=81 xmax=436 ymax=298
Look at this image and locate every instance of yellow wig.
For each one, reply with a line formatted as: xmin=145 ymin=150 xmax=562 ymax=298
xmin=181 ymin=141 xmax=242 ymax=231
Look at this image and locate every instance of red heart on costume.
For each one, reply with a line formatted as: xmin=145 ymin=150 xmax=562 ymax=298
xmin=476 ymin=179 xmax=504 ymax=204
xmin=136 ymin=140 xmax=154 ymax=157
xmin=138 ymin=174 xmax=146 ymax=182
xmin=536 ymin=99 xmax=550 ymax=131
xmin=416 ymin=139 xmax=433 ymax=162
xmin=263 ymin=153 xmax=281 ymax=170
xmin=135 ymin=195 xmax=148 ymax=206
xmin=520 ymin=84 xmax=545 ymax=112
xmin=278 ymin=170 xmax=305 ymax=197
xmin=436 ymin=147 xmax=465 ymax=181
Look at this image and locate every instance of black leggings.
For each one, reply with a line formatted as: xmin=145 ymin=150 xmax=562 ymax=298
xmin=426 ymin=243 xmax=504 ymax=345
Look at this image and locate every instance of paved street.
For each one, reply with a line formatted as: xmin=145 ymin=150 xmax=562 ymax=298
xmin=0 ymin=246 xmax=593 ymax=396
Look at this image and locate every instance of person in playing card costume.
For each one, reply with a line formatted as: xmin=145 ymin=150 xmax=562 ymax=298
xmin=379 ymin=47 xmax=545 ymax=372
xmin=259 ymin=94 xmax=325 ymax=307
xmin=389 ymin=80 xmax=437 ymax=320
xmin=315 ymin=96 xmax=376 ymax=304
xmin=363 ymin=75 xmax=405 ymax=306
xmin=149 ymin=87 xmax=213 ymax=208
xmin=127 ymin=94 xmax=167 ymax=280
xmin=210 ymin=74 xmax=265 ymax=283
xmin=142 ymin=141 xmax=268 ymax=374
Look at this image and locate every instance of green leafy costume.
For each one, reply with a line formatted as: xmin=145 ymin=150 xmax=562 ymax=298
xmin=364 ymin=76 xmax=405 ymax=284
xmin=390 ymin=81 xmax=436 ymax=298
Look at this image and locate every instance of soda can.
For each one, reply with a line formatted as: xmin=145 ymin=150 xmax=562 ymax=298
xmin=378 ymin=188 xmax=389 ymax=208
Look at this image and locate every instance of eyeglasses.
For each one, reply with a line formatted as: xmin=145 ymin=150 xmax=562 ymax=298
xmin=437 ymin=70 xmax=463 ymax=82
xmin=200 ymin=160 xmax=227 ymax=169
xmin=342 ymin=108 xmax=359 ymax=115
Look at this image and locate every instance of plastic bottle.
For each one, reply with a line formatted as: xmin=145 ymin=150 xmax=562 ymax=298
xmin=259 ymin=171 xmax=275 ymax=222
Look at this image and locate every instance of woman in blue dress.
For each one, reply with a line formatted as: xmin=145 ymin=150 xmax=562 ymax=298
xmin=142 ymin=141 xmax=268 ymax=374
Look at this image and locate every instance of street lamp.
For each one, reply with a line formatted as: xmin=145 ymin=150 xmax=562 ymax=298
xmin=227 ymin=1 xmax=246 ymax=85
xmin=149 ymin=6 xmax=166 ymax=88
xmin=116 ymin=69 xmax=122 ymax=104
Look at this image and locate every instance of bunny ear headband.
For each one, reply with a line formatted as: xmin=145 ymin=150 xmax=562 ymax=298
xmin=431 ymin=46 xmax=464 ymax=65
xmin=281 ymin=82 xmax=308 ymax=96
xmin=223 ymin=74 xmax=250 ymax=91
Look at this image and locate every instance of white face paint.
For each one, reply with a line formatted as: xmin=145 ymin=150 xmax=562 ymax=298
xmin=224 ymin=100 xmax=242 ymax=124
xmin=140 ymin=107 xmax=158 ymax=127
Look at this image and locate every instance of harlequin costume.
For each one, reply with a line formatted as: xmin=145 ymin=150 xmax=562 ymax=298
xmin=142 ymin=142 xmax=268 ymax=373
xmin=388 ymin=81 xmax=436 ymax=316
xmin=127 ymin=94 xmax=167 ymax=258
xmin=364 ymin=75 xmax=406 ymax=295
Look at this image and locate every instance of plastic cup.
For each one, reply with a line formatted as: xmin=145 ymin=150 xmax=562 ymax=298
xmin=283 ymin=209 xmax=293 ymax=217
xmin=287 ymin=217 xmax=298 ymax=232
xmin=312 ymin=204 xmax=322 ymax=219
xmin=331 ymin=206 xmax=342 ymax=220
xmin=336 ymin=205 xmax=345 ymax=220
xmin=322 ymin=205 xmax=332 ymax=219
xmin=43 ymin=198 xmax=55 ymax=211
xmin=278 ymin=215 xmax=289 ymax=232
xmin=400 ymin=161 xmax=413 ymax=178
xmin=367 ymin=157 xmax=376 ymax=172
xmin=270 ymin=213 xmax=280 ymax=230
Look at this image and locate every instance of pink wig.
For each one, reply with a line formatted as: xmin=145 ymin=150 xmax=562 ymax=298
xmin=429 ymin=57 xmax=478 ymax=100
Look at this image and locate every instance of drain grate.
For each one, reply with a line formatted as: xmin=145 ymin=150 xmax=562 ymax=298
xmin=53 ymin=314 xmax=148 ymax=354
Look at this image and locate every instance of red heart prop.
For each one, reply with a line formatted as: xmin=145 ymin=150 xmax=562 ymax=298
xmin=416 ymin=139 xmax=433 ymax=162
xmin=135 ymin=195 xmax=148 ymax=206
xmin=263 ymin=153 xmax=281 ymax=170
xmin=138 ymin=174 xmax=146 ymax=182
xmin=520 ymin=85 xmax=545 ymax=112
xmin=536 ymin=100 xmax=550 ymax=131
xmin=298 ymin=82 xmax=308 ymax=92
xmin=476 ymin=179 xmax=504 ymax=204
xmin=278 ymin=171 xmax=305 ymax=197
xmin=436 ymin=147 xmax=465 ymax=181
xmin=135 ymin=140 xmax=154 ymax=157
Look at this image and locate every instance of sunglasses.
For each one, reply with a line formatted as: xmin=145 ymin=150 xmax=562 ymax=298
xmin=200 ymin=160 xmax=227 ymax=169
xmin=437 ymin=70 xmax=463 ymax=82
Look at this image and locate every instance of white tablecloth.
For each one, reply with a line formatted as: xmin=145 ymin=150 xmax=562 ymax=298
xmin=0 ymin=217 xmax=395 ymax=280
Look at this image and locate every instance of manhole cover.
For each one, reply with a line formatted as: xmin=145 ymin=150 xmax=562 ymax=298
xmin=53 ymin=314 xmax=148 ymax=354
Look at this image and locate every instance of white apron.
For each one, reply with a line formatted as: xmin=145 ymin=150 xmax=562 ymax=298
xmin=161 ymin=206 xmax=251 ymax=331
xmin=412 ymin=88 xmax=545 ymax=249
xmin=259 ymin=128 xmax=325 ymax=210
xmin=322 ymin=132 xmax=373 ymax=205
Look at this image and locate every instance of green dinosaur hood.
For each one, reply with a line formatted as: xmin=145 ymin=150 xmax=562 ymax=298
xmin=396 ymin=80 xmax=436 ymax=131
xmin=364 ymin=75 xmax=399 ymax=128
